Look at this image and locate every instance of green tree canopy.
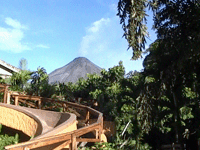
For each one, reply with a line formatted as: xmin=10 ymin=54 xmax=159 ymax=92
xmin=19 ymin=58 xmax=28 ymax=71
xmin=117 ymin=0 xmax=200 ymax=60
xmin=118 ymin=0 xmax=200 ymax=148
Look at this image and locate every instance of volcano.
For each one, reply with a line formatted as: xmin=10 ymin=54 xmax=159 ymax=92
xmin=48 ymin=57 xmax=102 ymax=84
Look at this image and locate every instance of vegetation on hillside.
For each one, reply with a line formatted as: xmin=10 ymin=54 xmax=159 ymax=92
xmin=1 ymin=0 xmax=199 ymax=149
xmin=4 ymin=60 xmax=199 ymax=149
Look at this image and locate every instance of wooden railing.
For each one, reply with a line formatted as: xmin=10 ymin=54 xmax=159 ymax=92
xmin=0 ymin=84 xmax=9 ymax=103
xmin=0 ymin=85 xmax=103 ymax=150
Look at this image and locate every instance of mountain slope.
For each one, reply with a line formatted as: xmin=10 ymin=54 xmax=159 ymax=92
xmin=49 ymin=57 xmax=102 ymax=84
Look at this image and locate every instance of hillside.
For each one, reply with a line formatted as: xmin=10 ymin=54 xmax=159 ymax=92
xmin=48 ymin=57 xmax=102 ymax=84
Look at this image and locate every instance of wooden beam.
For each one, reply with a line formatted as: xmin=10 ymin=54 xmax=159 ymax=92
xmin=85 ymin=109 xmax=90 ymax=121
xmin=7 ymin=92 xmax=10 ymax=104
xmin=71 ymin=134 xmax=77 ymax=150
xmin=18 ymin=99 xmax=36 ymax=108
xmin=77 ymin=138 xmax=100 ymax=143
xmin=38 ymin=100 xmax=41 ymax=109
xmin=6 ymin=134 xmax=72 ymax=149
xmin=99 ymin=116 xmax=103 ymax=142
xmin=95 ymin=129 xmax=99 ymax=139
xmin=97 ymin=114 xmax=103 ymax=123
xmin=53 ymin=140 xmax=71 ymax=150
xmin=62 ymin=103 xmax=67 ymax=112
xmin=15 ymin=96 xmax=18 ymax=106
xmin=3 ymin=85 xmax=8 ymax=103
xmin=17 ymin=95 xmax=41 ymax=101
xmin=74 ymin=123 xmax=100 ymax=137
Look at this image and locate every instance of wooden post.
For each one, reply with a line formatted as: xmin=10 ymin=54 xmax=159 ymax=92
xmin=7 ymin=92 xmax=10 ymax=104
xmin=95 ymin=129 xmax=99 ymax=139
xmin=85 ymin=109 xmax=90 ymax=121
xmin=15 ymin=96 xmax=19 ymax=106
xmin=99 ymin=117 xmax=103 ymax=142
xmin=38 ymin=100 xmax=41 ymax=109
xmin=71 ymin=134 xmax=77 ymax=150
xmin=63 ymin=103 xmax=66 ymax=112
xmin=3 ymin=85 xmax=8 ymax=103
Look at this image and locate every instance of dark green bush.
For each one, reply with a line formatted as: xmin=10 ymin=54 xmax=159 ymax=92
xmin=0 ymin=124 xmax=19 ymax=150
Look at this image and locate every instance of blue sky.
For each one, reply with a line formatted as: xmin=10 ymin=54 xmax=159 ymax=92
xmin=0 ymin=0 xmax=156 ymax=74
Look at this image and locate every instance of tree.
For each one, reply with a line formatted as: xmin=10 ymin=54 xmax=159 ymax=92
xmin=67 ymin=62 xmax=151 ymax=148
xmin=19 ymin=58 xmax=28 ymax=70
xmin=141 ymin=35 xmax=200 ymax=148
xmin=118 ymin=0 xmax=200 ymax=148
xmin=9 ymin=58 xmax=31 ymax=91
xmin=117 ymin=0 xmax=200 ymax=60
xmin=10 ymin=70 xmax=32 ymax=91
xmin=29 ymin=67 xmax=53 ymax=97
xmin=71 ymin=61 xmax=126 ymax=120
xmin=117 ymin=0 xmax=148 ymax=60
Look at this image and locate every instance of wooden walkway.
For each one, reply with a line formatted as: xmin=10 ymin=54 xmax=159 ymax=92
xmin=0 ymin=84 xmax=104 ymax=150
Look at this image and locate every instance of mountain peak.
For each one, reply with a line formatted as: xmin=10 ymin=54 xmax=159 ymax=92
xmin=74 ymin=57 xmax=87 ymax=60
xmin=72 ymin=57 xmax=89 ymax=63
xmin=49 ymin=57 xmax=102 ymax=84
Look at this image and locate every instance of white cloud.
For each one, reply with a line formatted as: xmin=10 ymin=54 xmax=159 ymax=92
xmin=79 ymin=15 xmax=144 ymax=73
xmin=87 ymin=18 xmax=110 ymax=33
xmin=109 ymin=3 xmax=118 ymax=13
xmin=0 ymin=17 xmax=30 ymax=53
xmin=5 ymin=18 xmax=28 ymax=30
xmin=36 ymin=44 xmax=50 ymax=49
xmin=79 ymin=18 xmax=110 ymax=56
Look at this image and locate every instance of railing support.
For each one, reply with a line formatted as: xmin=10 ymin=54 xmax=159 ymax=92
xmin=99 ymin=117 xmax=103 ymax=142
xmin=95 ymin=129 xmax=99 ymax=139
xmin=15 ymin=96 xmax=19 ymax=106
xmin=3 ymin=85 xmax=8 ymax=103
xmin=85 ymin=109 xmax=90 ymax=121
xmin=38 ymin=100 xmax=41 ymax=109
xmin=71 ymin=134 xmax=77 ymax=150
xmin=63 ymin=103 xmax=67 ymax=112
xmin=7 ymin=92 xmax=10 ymax=104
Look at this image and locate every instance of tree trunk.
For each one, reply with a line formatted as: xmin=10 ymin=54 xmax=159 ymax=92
xmin=172 ymin=90 xmax=183 ymax=150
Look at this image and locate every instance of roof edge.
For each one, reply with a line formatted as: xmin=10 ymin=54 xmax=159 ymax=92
xmin=0 ymin=59 xmax=21 ymax=73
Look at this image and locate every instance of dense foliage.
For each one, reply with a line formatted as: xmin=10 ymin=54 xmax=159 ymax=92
xmin=117 ymin=0 xmax=148 ymax=59
xmin=117 ymin=0 xmax=200 ymax=60
xmin=116 ymin=0 xmax=200 ymax=149
xmin=0 ymin=124 xmax=19 ymax=150
xmin=2 ymin=0 xmax=199 ymax=149
xmin=61 ymin=63 xmax=152 ymax=149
